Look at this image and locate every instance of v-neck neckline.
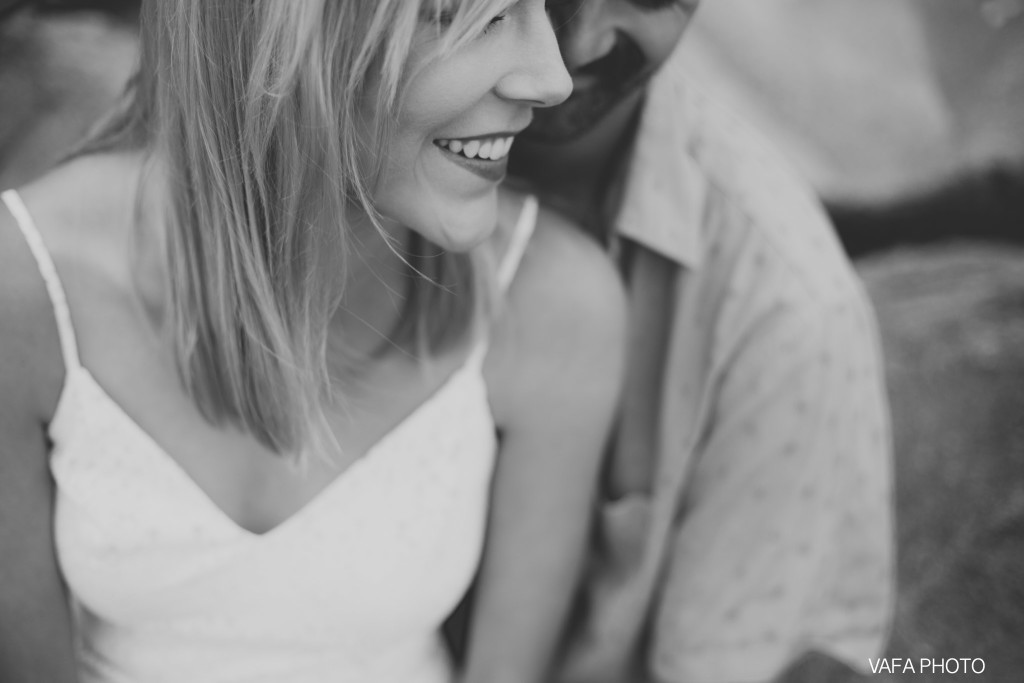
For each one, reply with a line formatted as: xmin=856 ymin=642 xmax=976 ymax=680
xmin=52 ymin=354 xmax=484 ymax=539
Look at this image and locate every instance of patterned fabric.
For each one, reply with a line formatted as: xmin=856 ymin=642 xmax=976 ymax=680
xmin=560 ymin=46 xmax=894 ymax=683
xmin=1 ymin=189 xmax=538 ymax=683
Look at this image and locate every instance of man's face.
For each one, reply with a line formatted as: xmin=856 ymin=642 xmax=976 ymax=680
xmin=526 ymin=0 xmax=700 ymax=143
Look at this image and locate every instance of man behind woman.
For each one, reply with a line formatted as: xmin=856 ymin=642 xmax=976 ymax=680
xmin=0 ymin=1 xmax=626 ymax=681
xmin=511 ymin=1 xmax=893 ymax=682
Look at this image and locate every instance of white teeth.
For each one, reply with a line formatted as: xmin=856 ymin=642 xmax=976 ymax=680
xmin=486 ymin=140 xmax=499 ymax=160
xmin=498 ymin=136 xmax=513 ymax=158
xmin=439 ymin=135 xmax=515 ymax=160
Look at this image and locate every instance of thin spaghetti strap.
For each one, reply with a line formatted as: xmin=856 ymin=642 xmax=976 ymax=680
xmin=465 ymin=196 xmax=540 ymax=372
xmin=1 ymin=190 xmax=82 ymax=371
xmin=496 ymin=195 xmax=538 ymax=293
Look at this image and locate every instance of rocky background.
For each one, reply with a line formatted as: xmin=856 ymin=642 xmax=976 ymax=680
xmin=1 ymin=1 xmax=1022 ymax=681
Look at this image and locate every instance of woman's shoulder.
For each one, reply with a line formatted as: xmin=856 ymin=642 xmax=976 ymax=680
xmin=489 ymin=194 xmax=627 ymax=380
xmin=0 ymin=152 xmax=141 ymax=416
xmin=515 ymin=199 xmax=625 ymax=332
xmin=485 ymin=195 xmax=627 ymax=432
xmin=15 ymin=151 xmax=142 ymax=260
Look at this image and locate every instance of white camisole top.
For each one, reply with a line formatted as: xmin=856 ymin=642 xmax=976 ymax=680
xmin=1 ymin=189 xmax=538 ymax=683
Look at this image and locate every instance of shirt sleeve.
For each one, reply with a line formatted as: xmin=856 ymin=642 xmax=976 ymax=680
xmin=648 ymin=285 xmax=895 ymax=683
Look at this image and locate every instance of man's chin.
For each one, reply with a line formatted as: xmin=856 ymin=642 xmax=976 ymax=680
xmin=520 ymin=75 xmax=651 ymax=146
xmin=520 ymin=88 xmax=627 ymax=145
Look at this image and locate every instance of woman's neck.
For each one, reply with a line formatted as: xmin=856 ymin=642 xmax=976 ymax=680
xmin=328 ymin=215 xmax=418 ymax=362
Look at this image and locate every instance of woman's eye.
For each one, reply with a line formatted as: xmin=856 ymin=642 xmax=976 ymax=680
xmin=429 ymin=8 xmax=509 ymax=34
xmin=483 ymin=10 xmax=509 ymax=34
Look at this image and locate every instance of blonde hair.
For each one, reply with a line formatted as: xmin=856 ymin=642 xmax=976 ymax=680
xmin=76 ymin=0 xmax=512 ymax=458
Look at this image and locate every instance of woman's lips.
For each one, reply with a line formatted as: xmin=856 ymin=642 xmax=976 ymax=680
xmin=435 ymin=142 xmax=509 ymax=183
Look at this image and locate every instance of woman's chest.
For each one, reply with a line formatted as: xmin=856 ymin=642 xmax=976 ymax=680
xmin=62 ymin=273 xmax=492 ymax=535
xmin=49 ymin=350 xmax=497 ymax=637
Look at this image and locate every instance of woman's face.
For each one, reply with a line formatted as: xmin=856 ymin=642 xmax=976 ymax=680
xmin=370 ymin=0 xmax=572 ymax=251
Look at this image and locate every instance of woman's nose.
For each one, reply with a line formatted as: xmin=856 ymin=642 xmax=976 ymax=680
xmin=496 ymin=5 xmax=573 ymax=108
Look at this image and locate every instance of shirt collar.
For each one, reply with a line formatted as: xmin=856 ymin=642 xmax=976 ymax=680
xmin=614 ymin=47 xmax=707 ymax=269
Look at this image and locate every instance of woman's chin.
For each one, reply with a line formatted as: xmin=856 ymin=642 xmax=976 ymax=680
xmin=434 ymin=223 xmax=496 ymax=253
xmin=427 ymin=207 xmax=499 ymax=253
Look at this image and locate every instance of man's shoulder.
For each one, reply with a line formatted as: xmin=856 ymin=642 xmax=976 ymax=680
xmin=659 ymin=70 xmax=820 ymax=219
xmin=666 ymin=77 xmax=861 ymax=310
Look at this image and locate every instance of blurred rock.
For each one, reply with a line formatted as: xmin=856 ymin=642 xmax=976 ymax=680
xmin=677 ymin=0 xmax=949 ymax=204
xmin=829 ymin=165 xmax=1024 ymax=257
xmin=862 ymin=245 xmax=1024 ymax=681
xmin=679 ymin=0 xmax=1024 ymax=207
xmin=863 ymin=245 xmax=1024 ymax=369
xmin=912 ymin=0 xmax=1024 ymax=173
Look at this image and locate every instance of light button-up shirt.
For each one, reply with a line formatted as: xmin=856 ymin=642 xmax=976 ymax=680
xmin=561 ymin=44 xmax=894 ymax=683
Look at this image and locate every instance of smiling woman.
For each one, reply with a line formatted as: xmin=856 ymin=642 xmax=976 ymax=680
xmin=373 ymin=0 xmax=570 ymax=250
xmin=0 ymin=1 xmax=625 ymax=682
